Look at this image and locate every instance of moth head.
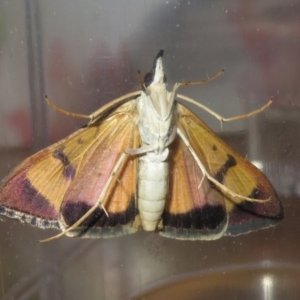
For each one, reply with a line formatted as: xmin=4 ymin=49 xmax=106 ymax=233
xmin=144 ymin=50 xmax=167 ymax=87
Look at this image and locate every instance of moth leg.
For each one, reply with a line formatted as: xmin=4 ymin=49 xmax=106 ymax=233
xmin=126 ymin=126 xmax=177 ymax=155
xmin=45 ymin=91 xmax=142 ymax=125
xmin=198 ymin=175 xmax=205 ymax=189
xmin=177 ymin=69 xmax=225 ymax=87
xmin=40 ymin=152 xmax=129 ymax=242
xmin=166 ymin=70 xmax=224 ymax=113
xmin=177 ymin=93 xmax=272 ymax=130
xmin=176 ymin=128 xmax=270 ymax=203
xmin=125 ymin=145 xmax=155 ymax=155
xmin=45 ymin=95 xmax=92 ymax=120
xmin=89 ymin=91 xmax=142 ymax=124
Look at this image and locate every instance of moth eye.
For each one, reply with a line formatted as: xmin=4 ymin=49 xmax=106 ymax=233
xmin=144 ymin=71 xmax=154 ymax=87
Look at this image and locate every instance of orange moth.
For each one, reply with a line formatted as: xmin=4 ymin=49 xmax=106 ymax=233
xmin=0 ymin=51 xmax=283 ymax=241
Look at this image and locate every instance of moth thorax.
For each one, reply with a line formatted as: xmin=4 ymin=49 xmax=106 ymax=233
xmin=138 ymin=156 xmax=169 ymax=231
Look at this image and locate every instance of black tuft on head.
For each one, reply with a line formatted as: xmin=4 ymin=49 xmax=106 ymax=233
xmin=155 ymin=50 xmax=164 ymax=60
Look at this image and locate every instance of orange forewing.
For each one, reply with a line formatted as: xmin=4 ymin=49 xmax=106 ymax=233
xmin=160 ymin=103 xmax=283 ymax=239
xmin=0 ymin=100 xmax=141 ymax=237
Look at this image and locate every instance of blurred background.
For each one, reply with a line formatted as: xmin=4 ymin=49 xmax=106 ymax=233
xmin=0 ymin=0 xmax=299 ymax=299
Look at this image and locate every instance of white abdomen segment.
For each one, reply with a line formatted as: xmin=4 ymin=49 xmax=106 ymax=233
xmin=138 ymin=156 xmax=168 ymax=231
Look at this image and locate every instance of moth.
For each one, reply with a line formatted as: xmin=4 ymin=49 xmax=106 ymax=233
xmin=0 ymin=50 xmax=283 ymax=241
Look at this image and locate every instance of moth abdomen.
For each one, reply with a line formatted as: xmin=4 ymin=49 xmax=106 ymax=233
xmin=138 ymin=157 xmax=168 ymax=231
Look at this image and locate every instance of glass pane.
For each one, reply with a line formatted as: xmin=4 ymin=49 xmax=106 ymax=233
xmin=0 ymin=1 xmax=298 ymax=299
